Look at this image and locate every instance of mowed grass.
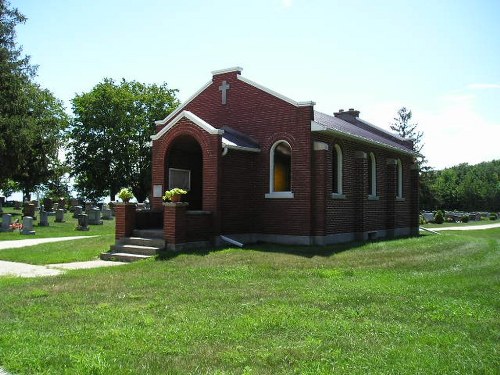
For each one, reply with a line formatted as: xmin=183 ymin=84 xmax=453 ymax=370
xmin=0 ymin=230 xmax=499 ymax=374
xmin=0 ymin=207 xmax=114 ymax=240
xmin=0 ymin=235 xmax=114 ymax=264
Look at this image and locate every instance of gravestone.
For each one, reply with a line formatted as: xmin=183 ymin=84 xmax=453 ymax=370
xmin=59 ymin=198 xmax=66 ymax=211
xmin=88 ymin=208 xmax=103 ymax=225
xmin=1 ymin=214 xmax=12 ymax=232
xmin=21 ymin=216 xmax=36 ymax=235
xmin=53 ymin=202 xmax=59 ymax=211
xmin=70 ymin=198 xmax=79 ymax=211
xmin=23 ymin=203 xmax=36 ymax=219
xmin=101 ymin=207 xmax=112 ymax=220
xmin=43 ymin=198 xmax=54 ymax=212
xmin=422 ymin=212 xmax=434 ymax=223
xmin=14 ymin=201 xmax=21 ymax=210
xmin=76 ymin=214 xmax=89 ymax=231
xmin=73 ymin=206 xmax=83 ymax=219
xmin=55 ymin=209 xmax=65 ymax=223
xmin=39 ymin=210 xmax=49 ymax=226
xmin=85 ymin=202 xmax=93 ymax=213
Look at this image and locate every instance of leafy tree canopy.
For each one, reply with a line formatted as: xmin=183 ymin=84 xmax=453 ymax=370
xmin=0 ymin=0 xmax=37 ymax=182
xmin=68 ymin=78 xmax=179 ymax=201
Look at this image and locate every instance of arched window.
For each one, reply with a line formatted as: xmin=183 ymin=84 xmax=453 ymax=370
xmin=368 ymin=152 xmax=377 ymax=197
xmin=396 ymin=159 xmax=403 ymax=199
xmin=332 ymin=144 xmax=343 ymax=195
xmin=266 ymin=141 xmax=294 ymax=198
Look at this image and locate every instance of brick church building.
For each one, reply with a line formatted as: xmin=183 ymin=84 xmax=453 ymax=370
xmin=115 ymin=67 xmax=419 ymax=252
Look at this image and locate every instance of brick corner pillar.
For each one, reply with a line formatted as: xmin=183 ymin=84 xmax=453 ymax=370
xmin=115 ymin=203 xmax=136 ymax=240
xmin=312 ymin=141 xmax=328 ymax=241
xmin=354 ymin=151 xmax=368 ymax=240
xmin=385 ymin=158 xmax=397 ymax=237
xmin=163 ymin=202 xmax=188 ymax=250
xmin=410 ymin=163 xmax=420 ymax=236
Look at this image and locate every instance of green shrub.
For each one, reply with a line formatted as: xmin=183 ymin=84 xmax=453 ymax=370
xmin=461 ymin=215 xmax=469 ymax=223
xmin=434 ymin=210 xmax=444 ymax=224
xmin=490 ymin=213 xmax=498 ymax=221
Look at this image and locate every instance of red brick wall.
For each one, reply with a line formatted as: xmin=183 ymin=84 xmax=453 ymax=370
xmin=115 ymin=203 xmax=136 ymax=240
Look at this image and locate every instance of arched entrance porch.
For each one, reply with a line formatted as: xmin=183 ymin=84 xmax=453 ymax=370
xmin=165 ymin=135 xmax=203 ymax=210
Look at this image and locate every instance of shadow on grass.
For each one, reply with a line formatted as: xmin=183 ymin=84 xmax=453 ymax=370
xmin=155 ymin=235 xmax=424 ymax=261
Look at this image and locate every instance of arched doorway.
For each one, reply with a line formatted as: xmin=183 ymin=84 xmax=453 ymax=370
xmin=166 ymin=135 xmax=203 ymax=210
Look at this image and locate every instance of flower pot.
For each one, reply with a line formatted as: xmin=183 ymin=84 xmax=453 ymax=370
xmin=170 ymin=194 xmax=181 ymax=203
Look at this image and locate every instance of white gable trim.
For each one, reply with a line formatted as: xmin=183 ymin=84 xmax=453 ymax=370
xmin=155 ymin=80 xmax=212 ymax=126
xmin=151 ymin=110 xmax=223 ymax=141
xmin=212 ymin=66 xmax=243 ymax=75
xmin=237 ymin=75 xmax=315 ymax=108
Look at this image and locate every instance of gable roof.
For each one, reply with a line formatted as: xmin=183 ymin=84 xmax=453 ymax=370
xmin=151 ymin=110 xmax=260 ymax=153
xmin=312 ymin=111 xmax=415 ymax=155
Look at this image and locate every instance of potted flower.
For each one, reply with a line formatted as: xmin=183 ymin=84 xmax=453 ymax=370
xmin=118 ymin=187 xmax=134 ymax=203
xmin=163 ymin=188 xmax=187 ymax=203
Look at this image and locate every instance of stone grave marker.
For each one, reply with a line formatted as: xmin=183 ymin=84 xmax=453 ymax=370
xmin=14 ymin=201 xmax=21 ymax=210
xmin=23 ymin=203 xmax=36 ymax=219
xmin=101 ymin=207 xmax=112 ymax=220
xmin=21 ymin=216 xmax=36 ymax=235
xmin=55 ymin=209 xmax=65 ymax=223
xmin=76 ymin=214 xmax=89 ymax=231
xmin=39 ymin=210 xmax=49 ymax=226
xmin=53 ymin=202 xmax=59 ymax=211
xmin=85 ymin=202 xmax=93 ymax=213
xmin=70 ymin=198 xmax=79 ymax=211
xmin=1 ymin=214 xmax=12 ymax=232
xmin=43 ymin=198 xmax=54 ymax=212
xmin=73 ymin=206 xmax=83 ymax=219
xmin=88 ymin=208 xmax=103 ymax=225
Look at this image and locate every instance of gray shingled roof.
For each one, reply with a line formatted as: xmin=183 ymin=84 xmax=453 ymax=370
xmin=221 ymin=126 xmax=261 ymax=152
xmin=313 ymin=111 xmax=414 ymax=155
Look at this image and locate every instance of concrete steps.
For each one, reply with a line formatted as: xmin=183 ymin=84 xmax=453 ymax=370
xmin=100 ymin=229 xmax=165 ymax=262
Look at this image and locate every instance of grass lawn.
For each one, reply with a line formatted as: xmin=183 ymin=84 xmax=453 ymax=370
xmin=0 ymin=207 xmax=115 ymax=240
xmin=0 ymin=230 xmax=499 ymax=374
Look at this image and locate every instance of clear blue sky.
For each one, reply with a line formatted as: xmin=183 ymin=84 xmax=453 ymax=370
xmin=13 ymin=0 xmax=500 ymax=169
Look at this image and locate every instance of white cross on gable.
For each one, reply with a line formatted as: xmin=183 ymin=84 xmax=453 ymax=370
xmin=218 ymin=80 xmax=230 ymax=105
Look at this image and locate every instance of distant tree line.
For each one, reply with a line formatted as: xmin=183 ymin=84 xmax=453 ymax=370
xmin=420 ymin=160 xmax=500 ymax=212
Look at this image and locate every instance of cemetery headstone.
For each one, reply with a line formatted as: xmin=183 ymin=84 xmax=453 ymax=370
xmin=101 ymin=207 xmax=112 ymax=220
xmin=55 ymin=209 xmax=65 ymax=223
xmin=14 ymin=201 xmax=21 ymax=210
xmin=53 ymin=202 xmax=59 ymax=211
xmin=39 ymin=210 xmax=49 ymax=226
xmin=70 ymin=198 xmax=79 ymax=212
xmin=59 ymin=198 xmax=66 ymax=211
xmin=43 ymin=198 xmax=54 ymax=212
xmin=1 ymin=214 xmax=12 ymax=232
xmin=73 ymin=206 xmax=83 ymax=219
xmin=21 ymin=216 xmax=36 ymax=235
xmin=23 ymin=203 xmax=36 ymax=219
xmin=76 ymin=214 xmax=89 ymax=231
xmin=85 ymin=202 xmax=93 ymax=213
xmin=88 ymin=208 xmax=103 ymax=225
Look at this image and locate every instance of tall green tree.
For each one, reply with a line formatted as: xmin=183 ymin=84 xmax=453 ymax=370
xmin=9 ymin=82 xmax=70 ymax=201
xmin=391 ymin=107 xmax=425 ymax=165
xmin=0 ymin=0 xmax=37 ymax=182
xmin=68 ymin=78 xmax=179 ymax=201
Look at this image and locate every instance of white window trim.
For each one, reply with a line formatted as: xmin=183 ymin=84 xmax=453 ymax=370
xmin=333 ymin=144 xmax=343 ymax=195
xmin=396 ymin=159 xmax=403 ymax=199
xmin=266 ymin=140 xmax=294 ymax=199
